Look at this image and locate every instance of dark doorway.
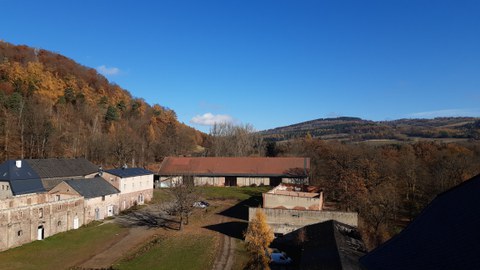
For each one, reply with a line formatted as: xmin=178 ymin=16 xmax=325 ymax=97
xmin=225 ymin=176 xmax=237 ymax=186
xmin=183 ymin=175 xmax=194 ymax=186
xmin=270 ymin=177 xmax=282 ymax=186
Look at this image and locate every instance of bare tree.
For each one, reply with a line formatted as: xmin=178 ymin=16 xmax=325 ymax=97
xmin=209 ymin=122 xmax=263 ymax=157
xmin=168 ymin=178 xmax=199 ymax=230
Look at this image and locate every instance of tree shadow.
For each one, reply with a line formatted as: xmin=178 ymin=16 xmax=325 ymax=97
xmin=203 ymin=221 xmax=248 ymax=240
xmin=116 ymin=210 xmax=179 ymax=230
xmin=218 ymin=196 xmax=263 ymax=220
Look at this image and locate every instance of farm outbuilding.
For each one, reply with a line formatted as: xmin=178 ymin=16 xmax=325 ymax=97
xmin=157 ymin=157 xmax=310 ymax=187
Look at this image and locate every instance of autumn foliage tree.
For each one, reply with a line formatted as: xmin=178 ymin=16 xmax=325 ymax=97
xmin=244 ymin=209 xmax=274 ymax=270
xmin=0 ymin=40 xmax=203 ymax=165
xmin=282 ymin=137 xmax=480 ymax=249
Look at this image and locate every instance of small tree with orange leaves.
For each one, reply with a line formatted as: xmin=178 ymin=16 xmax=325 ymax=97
xmin=243 ymin=209 xmax=274 ymax=270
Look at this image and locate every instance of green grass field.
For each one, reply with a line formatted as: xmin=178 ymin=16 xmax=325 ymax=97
xmin=197 ymin=186 xmax=270 ymax=201
xmin=115 ymin=234 xmax=216 ymax=270
xmin=0 ymin=222 xmax=126 ymax=270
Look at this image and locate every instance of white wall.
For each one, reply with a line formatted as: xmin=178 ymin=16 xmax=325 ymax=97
xmin=0 ymin=181 xmax=13 ymax=199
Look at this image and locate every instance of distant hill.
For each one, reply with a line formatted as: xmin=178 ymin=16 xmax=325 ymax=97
xmin=260 ymin=117 xmax=480 ymax=142
xmin=0 ymin=41 xmax=205 ymax=166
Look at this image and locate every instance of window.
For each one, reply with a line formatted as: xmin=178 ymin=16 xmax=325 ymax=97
xmin=1 ymin=185 xmax=4 ymax=190
xmin=6 ymin=185 xmax=8 ymax=190
xmin=39 ymin=208 xmax=43 ymax=218
xmin=56 ymin=195 xmax=60 ymax=201
xmin=57 ymin=221 xmax=62 ymax=226
xmin=17 ymin=230 xmax=23 ymax=237
xmin=102 ymin=196 xmax=105 ymax=201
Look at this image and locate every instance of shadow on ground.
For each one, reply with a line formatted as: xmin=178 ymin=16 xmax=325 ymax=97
xmin=218 ymin=196 xmax=263 ymax=220
xmin=203 ymin=221 xmax=248 ymax=240
xmin=116 ymin=210 xmax=179 ymax=230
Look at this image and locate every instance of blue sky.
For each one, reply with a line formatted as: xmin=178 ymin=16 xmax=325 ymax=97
xmin=1 ymin=0 xmax=479 ymax=132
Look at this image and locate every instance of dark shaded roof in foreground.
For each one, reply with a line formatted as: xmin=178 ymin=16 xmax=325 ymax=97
xmin=0 ymin=160 xmax=45 ymax=195
xmin=299 ymin=220 xmax=366 ymax=270
xmin=360 ymin=173 xmax=480 ymax=270
xmin=26 ymin=158 xmax=99 ymax=179
xmin=64 ymin=177 xmax=119 ymax=199
xmin=158 ymin=157 xmax=310 ymax=177
xmin=105 ymin=168 xmax=153 ymax=178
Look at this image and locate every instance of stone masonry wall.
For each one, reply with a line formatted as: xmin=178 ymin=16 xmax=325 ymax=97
xmin=0 ymin=196 xmax=84 ymax=251
xmin=249 ymin=207 xmax=358 ymax=234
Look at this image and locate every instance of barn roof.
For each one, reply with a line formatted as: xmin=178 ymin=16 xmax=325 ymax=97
xmin=0 ymin=160 xmax=45 ymax=195
xmin=105 ymin=168 xmax=153 ymax=178
xmin=158 ymin=157 xmax=310 ymax=177
xmin=64 ymin=177 xmax=119 ymax=199
xmin=27 ymin=158 xmax=99 ymax=179
xmin=360 ymin=173 xmax=480 ymax=270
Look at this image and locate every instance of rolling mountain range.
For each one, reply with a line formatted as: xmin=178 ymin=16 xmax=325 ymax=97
xmin=260 ymin=116 xmax=480 ymax=142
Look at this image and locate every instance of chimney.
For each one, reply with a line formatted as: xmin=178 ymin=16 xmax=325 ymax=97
xmin=15 ymin=160 xmax=22 ymax=168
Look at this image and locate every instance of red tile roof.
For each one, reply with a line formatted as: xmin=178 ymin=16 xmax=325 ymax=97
xmin=158 ymin=157 xmax=310 ymax=177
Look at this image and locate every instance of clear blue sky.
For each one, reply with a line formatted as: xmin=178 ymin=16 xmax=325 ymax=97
xmin=1 ymin=0 xmax=479 ymax=132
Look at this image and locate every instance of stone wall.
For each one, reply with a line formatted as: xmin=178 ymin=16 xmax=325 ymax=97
xmin=263 ymin=192 xmax=323 ymax=210
xmin=0 ymin=195 xmax=84 ymax=251
xmin=84 ymin=194 xmax=120 ymax=223
xmin=249 ymin=207 xmax=358 ymax=234
xmin=118 ymin=189 xmax=153 ymax=211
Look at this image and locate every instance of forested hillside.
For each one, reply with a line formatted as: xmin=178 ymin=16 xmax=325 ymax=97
xmin=274 ymin=137 xmax=480 ymax=249
xmin=261 ymin=116 xmax=480 ymax=142
xmin=0 ymin=41 xmax=205 ymax=167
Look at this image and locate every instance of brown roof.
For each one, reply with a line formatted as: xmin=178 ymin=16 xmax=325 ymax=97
xmin=158 ymin=157 xmax=310 ymax=177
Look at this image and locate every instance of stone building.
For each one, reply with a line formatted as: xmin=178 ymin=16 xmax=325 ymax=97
xmin=157 ymin=157 xmax=310 ymax=187
xmin=102 ymin=168 xmax=154 ymax=211
xmin=0 ymin=192 xmax=85 ymax=251
xmin=0 ymin=159 xmax=154 ymax=252
xmin=49 ymin=177 xmax=120 ymax=223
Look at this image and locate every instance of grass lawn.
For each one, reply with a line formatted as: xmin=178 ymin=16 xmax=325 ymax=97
xmin=115 ymin=234 xmax=216 ymax=270
xmin=197 ymin=186 xmax=270 ymax=201
xmin=153 ymin=186 xmax=270 ymax=203
xmin=0 ymin=222 xmax=127 ymax=270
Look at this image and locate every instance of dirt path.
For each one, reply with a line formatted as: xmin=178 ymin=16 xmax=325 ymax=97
xmin=211 ymin=216 xmax=236 ymax=270
xmin=78 ymin=224 xmax=160 ymax=269
xmin=77 ymin=199 xmax=244 ymax=270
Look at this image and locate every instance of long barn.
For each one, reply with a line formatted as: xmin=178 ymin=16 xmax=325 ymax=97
xmin=157 ymin=157 xmax=310 ymax=187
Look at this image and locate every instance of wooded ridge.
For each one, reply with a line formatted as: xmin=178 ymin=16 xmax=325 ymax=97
xmin=0 ymin=41 xmax=205 ymax=167
xmin=260 ymin=116 xmax=480 ymax=142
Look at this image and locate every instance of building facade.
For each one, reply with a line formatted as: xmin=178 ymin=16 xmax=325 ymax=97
xmin=0 ymin=193 xmax=84 ymax=251
xmin=0 ymin=159 xmax=154 ymax=252
xmin=102 ymin=168 xmax=154 ymax=211
xmin=157 ymin=157 xmax=310 ymax=187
